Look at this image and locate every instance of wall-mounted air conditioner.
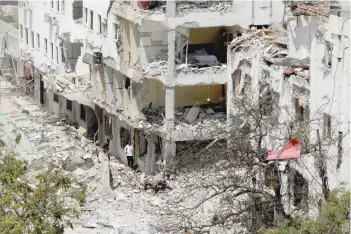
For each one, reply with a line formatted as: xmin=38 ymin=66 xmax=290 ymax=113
xmin=93 ymin=52 xmax=103 ymax=64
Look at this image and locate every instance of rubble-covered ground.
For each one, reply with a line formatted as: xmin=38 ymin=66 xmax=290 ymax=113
xmin=0 ymin=79 xmax=243 ymax=234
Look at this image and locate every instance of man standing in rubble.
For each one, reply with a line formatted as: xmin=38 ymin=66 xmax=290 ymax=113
xmin=124 ymin=141 xmax=134 ymax=168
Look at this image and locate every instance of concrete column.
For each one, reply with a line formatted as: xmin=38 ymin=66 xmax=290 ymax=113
xmin=165 ymin=87 xmax=175 ymax=129
xmin=162 ymin=139 xmax=176 ymax=175
xmin=166 ymin=1 xmax=176 ymax=18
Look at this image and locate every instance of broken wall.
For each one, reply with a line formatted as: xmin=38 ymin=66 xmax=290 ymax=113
xmin=287 ymin=16 xmax=318 ymax=60
xmin=139 ymin=20 xmax=168 ymax=66
xmin=120 ymin=19 xmax=140 ymax=67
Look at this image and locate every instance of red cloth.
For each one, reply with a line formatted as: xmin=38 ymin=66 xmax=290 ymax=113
xmin=266 ymin=139 xmax=301 ymax=161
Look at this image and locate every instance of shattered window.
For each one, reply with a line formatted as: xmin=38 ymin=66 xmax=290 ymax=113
xmin=20 ymin=24 xmax=23 ymax=39
xmin=44 ymin=38 xmax=48 ymax=53
xmin=293 ymin=171 xmax=308 ymax=208
xmin=66 ymin=99 xmax=72 ymax=111
xmin=325 ymin=42 xmax=333 ymax=68
xmin=120 ymin=127 xmax=130 ymax=148
xmin=113 ymin=23 xmax=118 ymax=40
xmin=259 ymin=84 xmax=273 ymax=116
xmin=104 ymin=115 xmax=112 ymax=136
xmin=37 ymin=33 xmax=40 ymax=48
xmin=102 ymin=18 xmax=108 ymax=36
xmin=80 ymin=104 xmax=86 ymax=121
xmin=98 ymin=14 xmax=102 ymax=34
xmin=90 ymin=10 xmax=94 ymax=30
xmin=31 ymin=31 xmax=34 ymax=48
xmin=25 ymin=28 xmax=28 ymax=45
xmin=84 ymin=7 xmax=88 ymax=24
xmin=61 ymin=0 xmax=65 ymax=12
xmin=53 ymin=93 xmax=59 ymax=103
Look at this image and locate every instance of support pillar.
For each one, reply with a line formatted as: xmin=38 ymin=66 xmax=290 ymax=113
xmin=162 ymin=139 xmax=176 ymax=176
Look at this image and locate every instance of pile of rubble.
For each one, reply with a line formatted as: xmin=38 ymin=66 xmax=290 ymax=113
xmin=176 ymin=1 xmax=233 ymax=16
xmin=141 ymin=53 xmax=168 ymax=77
xmin=142 ymin=103 xmax=226 ymax=125
xmin=284 ymin=66 xmax=310 ymax=95
xmin=42 ymin=73 xmax=91 ymax=96
xmin=177 ymin=63 xmax=227 ymax=76
xmin=291 ymin=3 xmax=329 ymax=17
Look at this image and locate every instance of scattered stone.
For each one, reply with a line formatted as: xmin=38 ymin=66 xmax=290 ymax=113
xmin=82 ymin=213 xmax=113 ymax=228
xmin=185 ymin=103 xmax=201 ymax=124
xmin=62 ymin=147 xmax=94 ymax=171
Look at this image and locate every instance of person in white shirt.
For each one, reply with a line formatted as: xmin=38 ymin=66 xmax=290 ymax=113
xmin=124 ymin=141 xmax=134 ymax=168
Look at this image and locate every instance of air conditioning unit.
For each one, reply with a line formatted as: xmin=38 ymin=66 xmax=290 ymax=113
xmin=93 ymin=52 xmax=103 ymax=64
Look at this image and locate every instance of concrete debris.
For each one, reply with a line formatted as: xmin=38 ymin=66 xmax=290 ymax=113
xmin=62 ymin=147 xmax=94 ymax=172
xmin=144 ymin=176 xmax=172 ymax=193
xmin=176 ymin=1 xmax=233 ymax=16
xmin=292 ymin=3 xmax=329 ymax=17
xmin=188 ymin=49 xmax=219 ymax=67
xmin=271 ymin=22 xmax=289 ymax=45
xmin=185 ymin=103 xmax=201 ymax=124
xmin=229 ymin=28 xmax=274 ymax=51
xmin=142 ymin=103 xmax=226 ymax=127
xmin=141 ymin=51 xmax=227 ymax=77
xmin=82 ymin=213 xmax=113 ymax=228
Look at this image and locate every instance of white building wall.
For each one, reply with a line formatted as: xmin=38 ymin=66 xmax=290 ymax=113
xmin=18 ymin=0 xmax=88 ymax=75
xmin=309 ymin=15 xmax=350 ymax=190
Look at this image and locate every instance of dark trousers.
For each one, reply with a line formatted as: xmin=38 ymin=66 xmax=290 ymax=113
xmin=127 ymin=156 xmax=134 ymax=168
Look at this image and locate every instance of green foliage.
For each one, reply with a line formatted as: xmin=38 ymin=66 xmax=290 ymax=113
xmin=0 ymin=155 xmax=86 ymax=234
xmin=0 ymin=139 xmax=5 ymax=147
xmin=15 ymin=134 xmax=21 ymax=144
xmin=262 ymin=187 xmax=350 ymax=234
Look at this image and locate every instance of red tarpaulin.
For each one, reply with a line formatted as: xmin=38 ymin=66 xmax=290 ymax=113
xmin=266 ymin=139 xmax=301 ymax=161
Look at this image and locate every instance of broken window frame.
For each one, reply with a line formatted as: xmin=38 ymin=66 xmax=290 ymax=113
xmin=56 ymin=0 xmax=59 ymax=11
xmin=102 ymin=18 xmax=108 ymax=37
xmin=25 ymin=28 xmax=28 ymax=45
xmin=51 ymin=0 xmax=54 ymax=8
xmin=259 ymin=83 xmax=274 ymax=116
xmin=50 ymin=42 xmax=54 ymax=60
xmin=323 ymin=113 xmax=332 ymax=138
xmin=292 ymin=171 xmax=308 ymax=209
xmin=61 ymin=0 xmax=65 ymax=12
xmin=66 ymin=99 xmax=72 ymax=111
xmin=84 ymin=7 xmax=88 ymax=24
xmin=80 ymin=104 xmax=86 ymax=121
xmin=98 ymin=14 xmax=102 ymax=34
xmin=104 ymin=115 xmax=112 ymax=136
xmin=113 ymin=22 xmax=118 ymax=40
xmin=325 ymin=41 xmax=333 ymax=69
xmin=20 ymin=24 xmax=23 ymax=39
xmin=120 ymin=127 xmax=130 ymax=148
xmin=44 ymin=38 xmax=48 ymax=54
xmin=56 ymin=46 xmax=59 ymax=64
xmin=89 ymin=10 xmax=94 ymax=30
xmin=31 ymin=31 xmax=34 ymax=48
xmin=36 ymin=33 xmax=40 ymax=49
xmin=53 ymin=93 xmax=59 ymax=103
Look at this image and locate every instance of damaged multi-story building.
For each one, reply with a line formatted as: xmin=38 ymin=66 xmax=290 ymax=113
xmin=12 ymin=0 xmax=285 ymax=174
xmin=1 ymin=0 xmax=349 ymax=199
xmin=227 ymin=1 xmax=350 ymax=223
